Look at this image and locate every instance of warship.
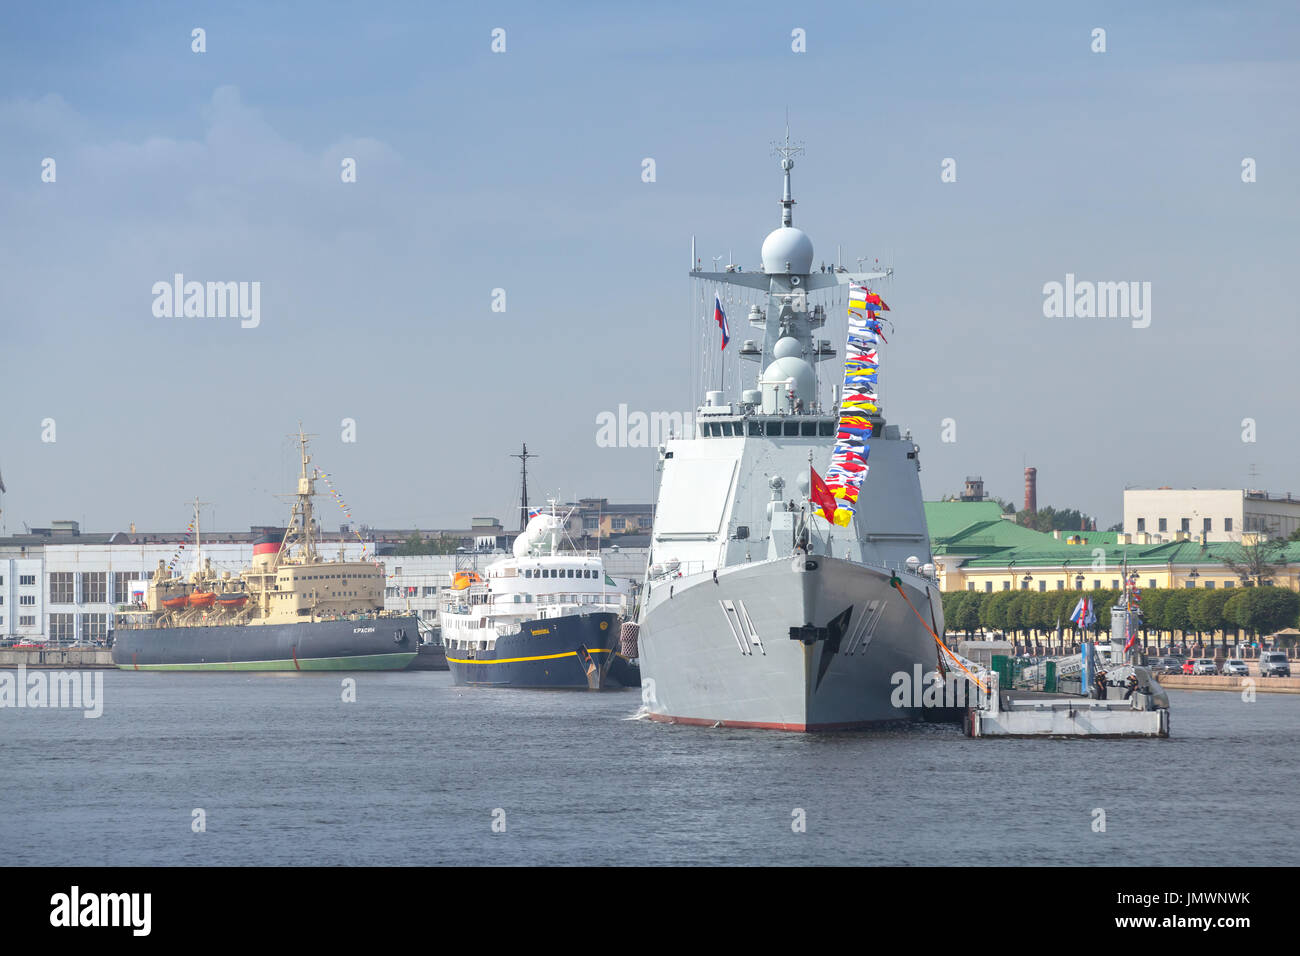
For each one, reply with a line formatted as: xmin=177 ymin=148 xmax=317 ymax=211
xmin=634 ymin=135 xmax=945 ymax=730
xmin=442 ymin=501 xmax=639 ymax=690
xmin=111 ymin=430 xmax=418 ymax=671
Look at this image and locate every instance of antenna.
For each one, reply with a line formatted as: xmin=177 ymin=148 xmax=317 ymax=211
xmin=512 ymin=443 xmax=537 ymax=532
xmin=770 ymin=122 xmax=804 ymax=227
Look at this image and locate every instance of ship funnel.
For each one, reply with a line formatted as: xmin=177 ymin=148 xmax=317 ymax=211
xmin=252 ymin=530 xmax=282 ymax=572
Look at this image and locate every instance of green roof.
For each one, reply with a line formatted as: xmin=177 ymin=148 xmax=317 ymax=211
xmin=923 ymin=500 xmax=1300 ymax=570
xmin=923 ymin=501 xmax=1006 ymax=539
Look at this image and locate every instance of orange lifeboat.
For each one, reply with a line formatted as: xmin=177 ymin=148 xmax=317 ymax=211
xmin=216 ymin=593 xmax=248 ymax=608
xmin=188 ymin=591 xmax=216 ymax=609
xmin=451 ymin=571 xmax=482 ymax=591
xmin=162 ymin=595 xmax=189 ymax=611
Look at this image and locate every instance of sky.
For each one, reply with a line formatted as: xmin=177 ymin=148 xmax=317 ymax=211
xmin=1 ymin=1 xmax=1297 ymax=534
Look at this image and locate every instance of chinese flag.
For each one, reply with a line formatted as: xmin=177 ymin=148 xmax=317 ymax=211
xmin=811 ymin=467 xmax=838 ymax=522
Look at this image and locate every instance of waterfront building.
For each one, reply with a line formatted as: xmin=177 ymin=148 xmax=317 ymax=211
xmin=1123 ymin=488 xmax=1300 ymax=543
xmin=929 ymin=501 xmax=1300 ymax=594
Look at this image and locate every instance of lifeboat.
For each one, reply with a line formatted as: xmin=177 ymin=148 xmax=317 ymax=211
xmin=216 ymin=593 xmax=248 ymax=608
xmin=451 ymin=571 xmax=482 ymax=591
xmin=161 ymin=595 xmax=189 ymax=611
xmin=188 ymin=591 xmax=216 ymax=609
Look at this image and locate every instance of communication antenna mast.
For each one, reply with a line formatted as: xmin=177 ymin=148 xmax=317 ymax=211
xmin=512 ymin=443 xmax=537 ymax=532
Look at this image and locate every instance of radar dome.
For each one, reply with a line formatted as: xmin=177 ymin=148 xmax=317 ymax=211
xmin=761 ymin=226 xmax=814 ymax=275
xmin=760 ymin=355 xmax=815 ymax=413
xmin=771 ymin=336 xmax=803 ymax=359
xmin=512 ymin=513 xmax=560 ymax=558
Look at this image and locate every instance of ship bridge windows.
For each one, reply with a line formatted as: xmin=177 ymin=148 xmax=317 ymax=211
xmin=766 ymin=421 xmax=781 ymax=436
xmin=784 ymin=422 xmax=799 ymax=437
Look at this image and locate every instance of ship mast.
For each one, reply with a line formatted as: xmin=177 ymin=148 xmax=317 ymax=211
xmin=688 ymin=127 xmax=892 ymax=411
xmin=189 ymin=496 xmax=210 ymax=579
xmin=512 ymin=443 xmax=536 ymax=532
xmin=279 ymin=424 xmax=320 ymax=564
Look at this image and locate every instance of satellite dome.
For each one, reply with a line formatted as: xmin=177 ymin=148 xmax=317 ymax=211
xmin=771 ymin=336 xmax=803 ymax=359
xmin=761 ymin=226 xmax=814 ymax=275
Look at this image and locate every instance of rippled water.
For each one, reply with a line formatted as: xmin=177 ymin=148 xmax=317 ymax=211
xmin=1 ymin=671 xmax=1294 ymax=865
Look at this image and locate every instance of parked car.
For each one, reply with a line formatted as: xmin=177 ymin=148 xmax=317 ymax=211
xmin=1191 ymin=658 xmax=1219 ymax=675
xmin=1221 ymin=659 xmax=1249 ymax=676
xmin=1181 ymin=658 xmax=1197 ymax=675
xmin=1151 ymin=657 xmax=1183 ymax=675
xmin=1259 ymin=651 xmax=1292 ymax=678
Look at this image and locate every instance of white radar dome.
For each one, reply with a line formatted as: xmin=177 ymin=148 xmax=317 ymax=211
xmin=512 ymin=513 xmax=560 ymax=558
xmin=761 ymin=226 xmax=814 ymax=275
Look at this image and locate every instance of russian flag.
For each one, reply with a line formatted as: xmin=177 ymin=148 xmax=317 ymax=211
xmin=714 ymin=294 xmax=729 ymax=350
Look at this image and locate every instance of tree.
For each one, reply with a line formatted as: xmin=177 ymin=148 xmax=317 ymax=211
xmin=1028 ymin=592 xmax=1058 ymax=635
xmin=1015 ymin=505 xmax=1095 ymax=533
xmin=991 ymin=497 xmax=1017 ymax=515
xmin=1161 ymin=589 xmax=1195 ymax=639
xmin=1005 ymin=591 xmax=1034 ymax=639
xmin=1225 ymin=586 xmax=1300 ymax=640
xmin=1106 ymin=522 xmax=1123 ymax=532
xmin=1190 ymin=589 xmax=1233 ymax=645
xmin=941 ymin=591 xmax=967 ymax=635
xmin=1138 ymin=588 xmax=1168 ymax=642
xmin=956 ymin=592 xmax=983 ymax=636
xmin=395 ymin=532 xmax=462 ymax=556
xmin=1219 ymin=538 xmax=1289 ymax=587
xmin=980 ymin=591 xmax=1013 ymax=634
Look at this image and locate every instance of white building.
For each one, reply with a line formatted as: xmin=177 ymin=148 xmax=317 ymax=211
xmin=1123 ymin=488 xmax=1300 ymax=544
xmin=1 ymin=531 xmax=649 ymax=644
xmin=0 ymin=557 xmax=45 ymax=640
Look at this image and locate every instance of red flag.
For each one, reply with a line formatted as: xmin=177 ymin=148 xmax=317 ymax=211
xmin=811 ymin=467 xmax=838 ymax=521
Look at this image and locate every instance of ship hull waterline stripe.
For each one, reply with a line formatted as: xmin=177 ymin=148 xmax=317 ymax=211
xmin=646 ymin=712 xmax=907 ymax=733
xmin=445 ymin=649 xmax=615 ymax=665
xmin=116 ymin=652 xmax=417 ymax=671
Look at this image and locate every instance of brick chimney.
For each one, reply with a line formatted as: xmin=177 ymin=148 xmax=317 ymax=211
xmin=1024 ymin=467 xmax=1037 ymax=514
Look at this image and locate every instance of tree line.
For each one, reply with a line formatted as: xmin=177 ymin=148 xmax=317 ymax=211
xmin=940 ymin=586 xmax=1300 ymax=645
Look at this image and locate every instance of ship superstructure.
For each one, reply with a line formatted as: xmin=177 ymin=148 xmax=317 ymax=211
xmin=636 ymin=136 xmax=945 ymax=730
xmin=112 ymin=428 xmax=418 ymax=670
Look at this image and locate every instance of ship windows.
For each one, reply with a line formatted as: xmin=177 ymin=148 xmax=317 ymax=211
xmin=783 ymin=422 xmax=798 ymax=436
xmin=818 ymin=421 xmax=834 ymax=436
xmin=800 ymin=422 xmax=816 ymax=436
xmin=766 ymin=421 xmax=781 ymax=436
xmin=749 ymin=422 xmax=762 ymax=436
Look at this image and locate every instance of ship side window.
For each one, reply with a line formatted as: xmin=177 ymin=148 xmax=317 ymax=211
xmin=749 ymin=421 xmax=762 ymax=436
xmin=818 ymin=421 xmax=834 ymax=436
xmin=720 ymin=422 xmax=733 ymax=436
xmin=766 ymin=421 xmax=780 ymax=436
xmin=783 ymin=422 xmax=798 ymax=436
xmin=801 ymin=422 xmax=816 ymax=436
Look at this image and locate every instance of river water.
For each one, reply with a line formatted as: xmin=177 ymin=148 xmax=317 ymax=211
xmin=2 ymin=671 xmax=1294 ymax=866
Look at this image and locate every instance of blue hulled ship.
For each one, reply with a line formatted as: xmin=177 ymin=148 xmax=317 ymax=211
xmin=441 ymin=506 xmax=639 ymax=690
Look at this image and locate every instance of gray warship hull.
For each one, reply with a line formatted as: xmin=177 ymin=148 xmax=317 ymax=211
xmin=639 ymin=555 xmax=940 ymax=730
xmin=111 ymin=616 xmax=420 ymax=671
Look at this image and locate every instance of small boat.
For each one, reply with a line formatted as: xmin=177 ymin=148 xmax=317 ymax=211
xmin=188 ymin=591 xmax=216 ymax=609
xmin=161 ymin=595 xmax=190 ymax=611
xmin=216 ymin=593 xmax=248 ymax=607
